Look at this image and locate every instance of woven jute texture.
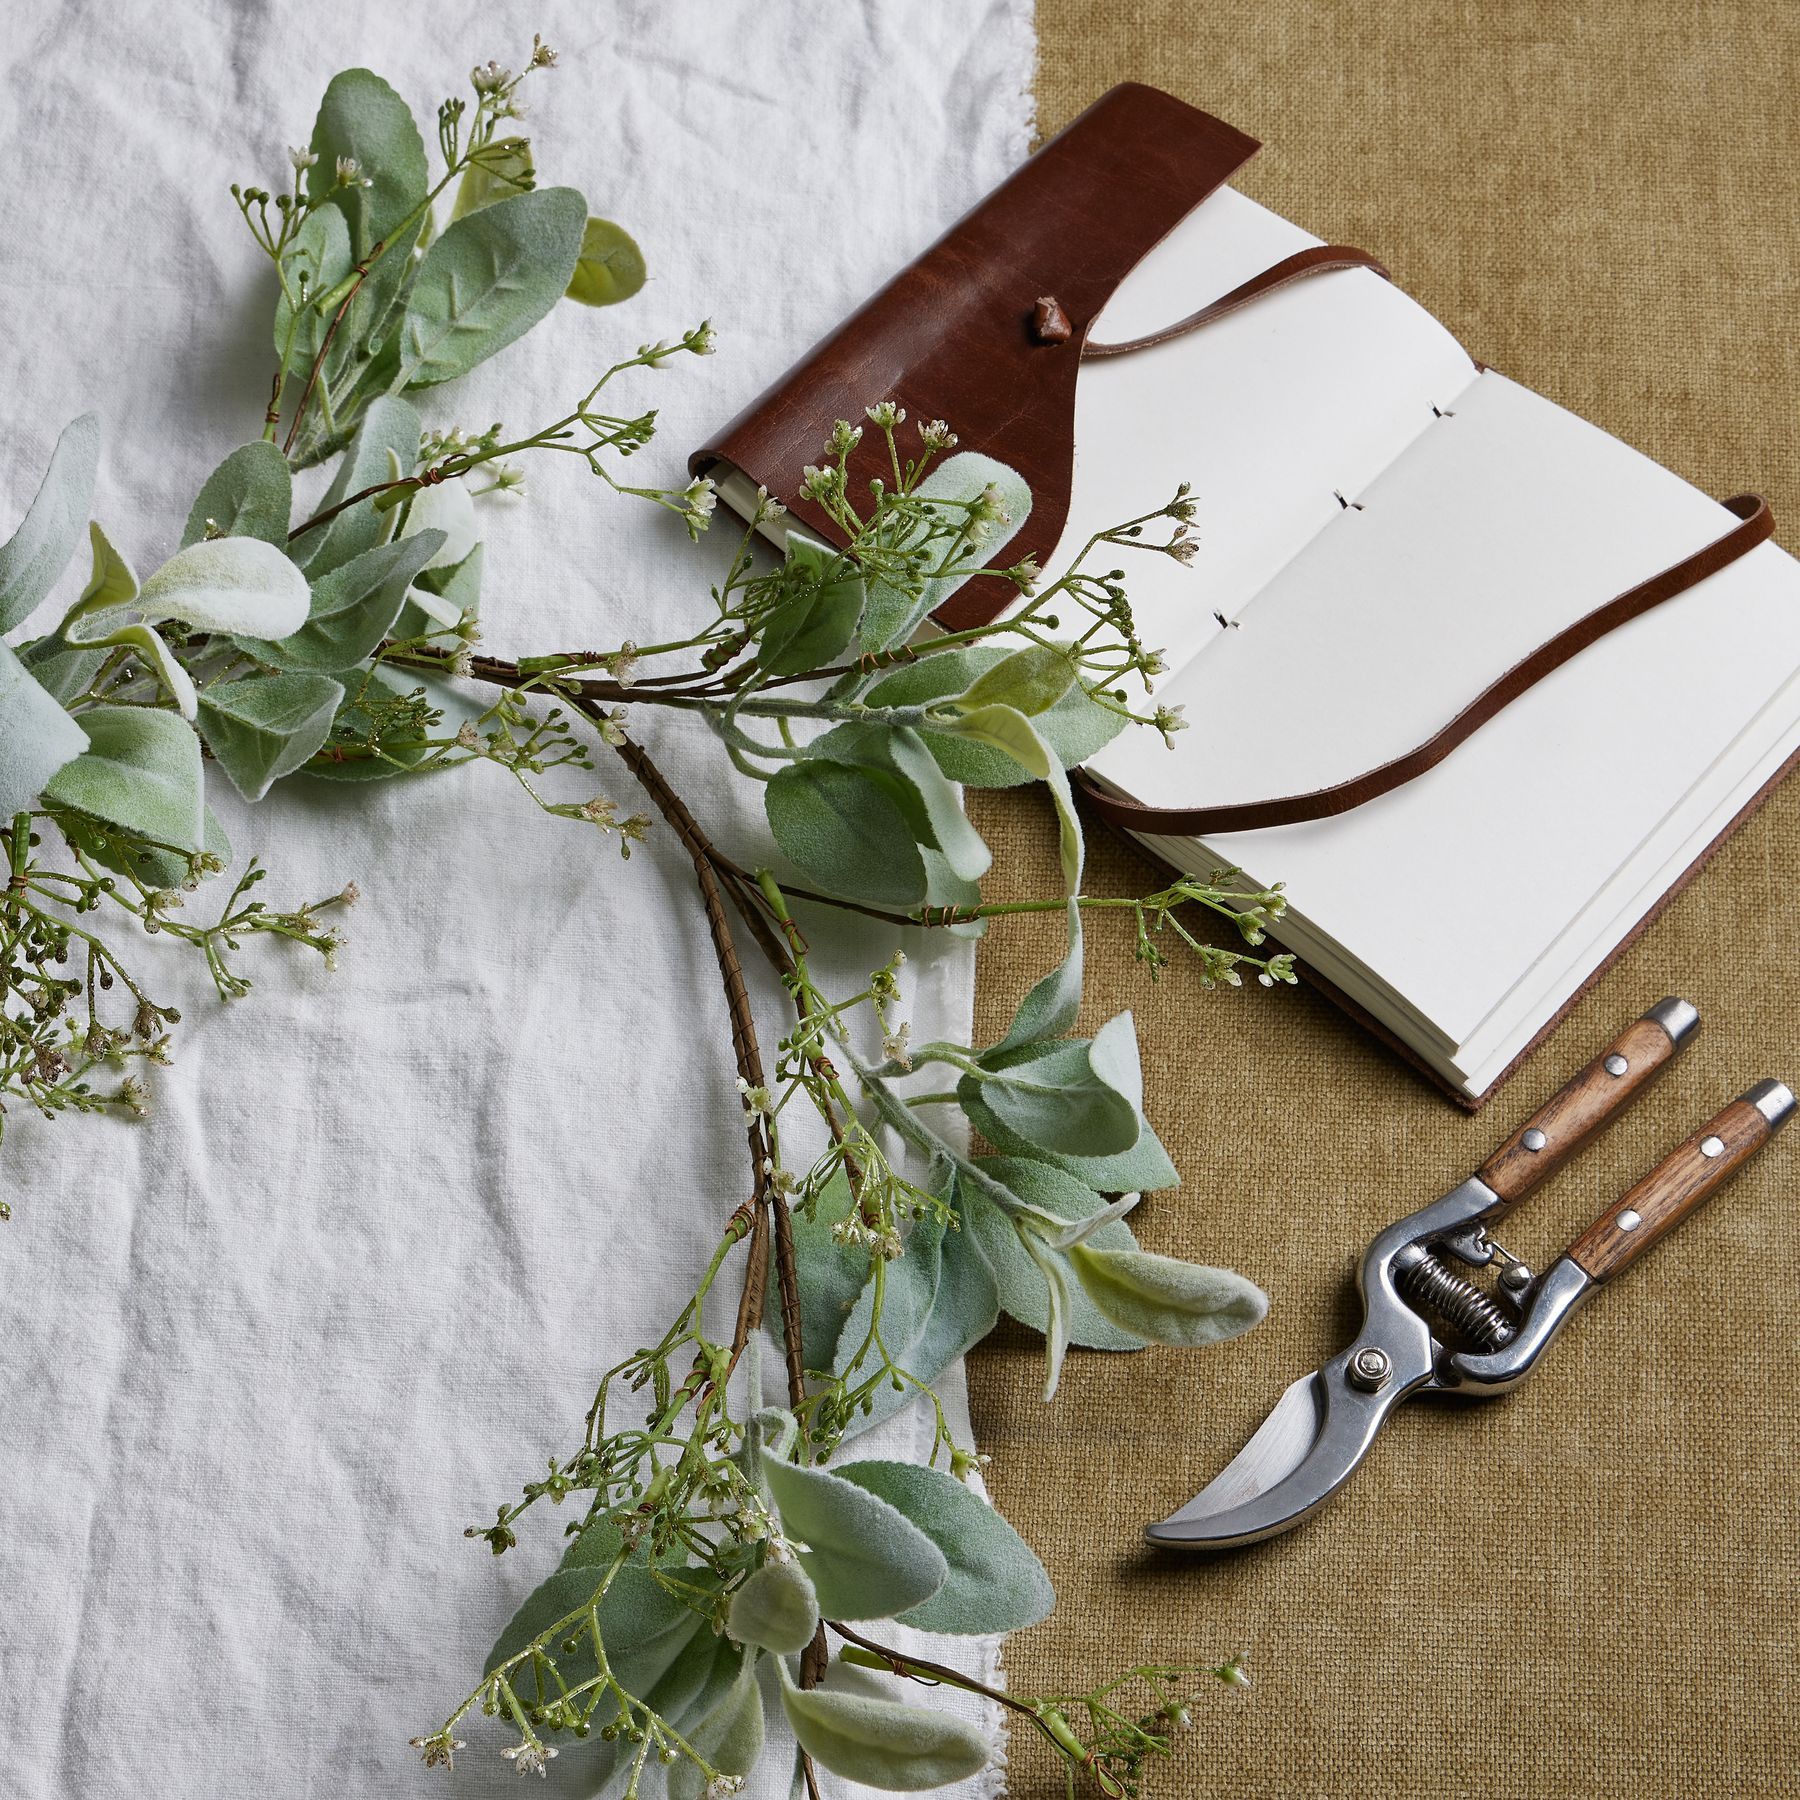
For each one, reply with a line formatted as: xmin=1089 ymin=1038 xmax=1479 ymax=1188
xmin=966 ymin=7 xmax=1800 ymax=1796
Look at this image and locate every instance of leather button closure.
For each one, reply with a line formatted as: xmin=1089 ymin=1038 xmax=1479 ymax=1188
xmin=1031 ymin=295 xmax=1073 ymax=344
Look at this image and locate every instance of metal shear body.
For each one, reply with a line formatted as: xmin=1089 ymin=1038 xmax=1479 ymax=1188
xmin=1147 ymin=999 xmax=1794 ymax=1550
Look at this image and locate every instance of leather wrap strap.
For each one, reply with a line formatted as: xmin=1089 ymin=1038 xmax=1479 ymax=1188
xmin=1076 ymin=493 xmax=1775 ymax=836
xmin=1082 ymin=244 xmax=1392 ymax=359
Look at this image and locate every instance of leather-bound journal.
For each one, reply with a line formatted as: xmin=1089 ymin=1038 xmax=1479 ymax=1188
xmin=691 ymin=83 xmax=1800 ymax=1108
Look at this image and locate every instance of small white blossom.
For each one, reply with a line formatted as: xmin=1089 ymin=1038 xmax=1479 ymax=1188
xmin=704 ymin=1776 xmax=747 ymax=1799
xmin=288 ymin=145 xmax=318 ymax=173
xmin=471 ymin=60 xmax=511 ymax=94
xmin=1008 ymin=555 xmax=1041 ymax=594
xmin=865 ymin=399 xmax=905 ymax=429
xmin=500 ymin=1738 xmax=558 ymax=1776
xmin=530 ymin=38 xmax=558 ymax=69
xmin=918 ymin=418 xmax=958 ymax=452
xmin=881 ymin=1022 xmax=912 ymax=1070
xmin=410 ymin=1732 xmax=466 ymax=1770
xmin=736 ymin=1077 xmax=772 ymax=1120
xmin=1152 ymin=703 xmax=1188 ymax=747
xmin=606 ymin=641 xmax=640 ymax=686
xmin=338 ymin=881 xmax=361 ymax=907
xmin=334 ymin=155 xmax=368 ymax=188
xmin=752 ymin=485 xmax=787 ymax=525
xmin=798 ymin=464 xmax=842 ymax=504
xmin=687 ymin=320 xmax=718 ymax=356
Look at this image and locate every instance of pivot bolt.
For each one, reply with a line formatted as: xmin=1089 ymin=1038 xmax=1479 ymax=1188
xmin=1349 ymin=1347 xmax=1392 ymax=1392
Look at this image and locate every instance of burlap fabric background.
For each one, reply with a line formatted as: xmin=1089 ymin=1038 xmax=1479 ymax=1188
xmin=966 ymin=6 xmax=1800 ymax=1796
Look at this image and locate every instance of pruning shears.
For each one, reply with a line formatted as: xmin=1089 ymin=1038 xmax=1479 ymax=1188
xmin=1147 ymin=998 xmax=1793 ymax=1550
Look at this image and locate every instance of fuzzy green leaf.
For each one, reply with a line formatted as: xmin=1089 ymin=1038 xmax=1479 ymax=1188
xmin=397 ymin=186 xmax=587 ymax=388
xmin=42 ymin=705 xmax=204 ymax=853
xmin=866 ymin=647 xmax=1127 ymax=788
xmin=451 ymin=135 xmax=535 ymax=220
xmin=758 ymin=534 xmax=864 ymax=677
xmin=0 ymin=643 xmax=87 ymax=814
xmin=1069 ymin=1245 xmax=1268 ymax=1348
xmin=961 ymin=1157 xmax=1145 ymax=1351
xmin=786 ymin=1168 xmax=874 ymax=1375
xmin=488 ymin=1520 xmax=713 ymax=1704
xmin=395 ymin=538 xmax=483 ymax=640
xmin=781 ymin=1669 xmax=991 ymax=1791
xmin=856 ymin=452 xmax=1032 ymax=650
xmin=957 ymin=644 xmax=1077 ymax=717
xmin=765 ymin=758 xmax=927 ymax=908
xmin=131 ymin=537 xmax=311 ymax=641
xmin=669 ymin=1658 xmax=766 ymax=1800
xmin=243 ymin=530 xmax=443 ymax=673
xmin=296 ymin=396 xmax=420 ymax=579
xmin=761 ymin=1456 xmax=947 ymax=1622
xmin=272 ymin=203 xmax=352 ymax=369
xmin=835 ymin=1460 xmax=1053 ymax=1635
xmin=565 ymin=215 xmax=647 ymax=306
xmin=806 ymin=721 xmax=991 ymax=883
xmin=833 ymin=1190 xmax=999 ymax=1438
xmin=305 ymin=68 xmax=428 ymax=259
xmin=196 ymin=672 xmax=345 ymax=802
xmin=0 ymin=413 xmax=99 ymax=632
xmin=969 ymin=1036 xmax=1141 ymax=1159
xmin=727 ymin=1558 xmax=820 ymax=1654
xmin=961 ymin=1082 xmax=1180 ymax=1195
xmin=182 ymin=442 xmax=293 ymax=549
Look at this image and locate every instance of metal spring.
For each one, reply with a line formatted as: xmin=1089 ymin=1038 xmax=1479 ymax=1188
xmin=1395 ymin=1248 xmax=1517 ymax=1351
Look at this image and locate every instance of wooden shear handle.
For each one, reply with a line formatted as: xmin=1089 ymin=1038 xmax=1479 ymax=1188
xmin=1566 ymin=1083 xmax=1794 ymax=1281
xmin=1478 ymin=999 xmax=1699 ymax=1213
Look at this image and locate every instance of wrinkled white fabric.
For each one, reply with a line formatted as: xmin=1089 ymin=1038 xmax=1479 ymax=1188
xmin=0 ymin=5 xmax=1035 ymax=1796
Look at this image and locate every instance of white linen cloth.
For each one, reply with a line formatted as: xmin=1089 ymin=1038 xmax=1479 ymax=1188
xmin=0 ymin=5 xmax=1035 ymax=1795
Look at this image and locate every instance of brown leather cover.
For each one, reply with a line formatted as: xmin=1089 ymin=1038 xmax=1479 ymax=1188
xmin=688 ymin=83 xmax=1259 ymax=631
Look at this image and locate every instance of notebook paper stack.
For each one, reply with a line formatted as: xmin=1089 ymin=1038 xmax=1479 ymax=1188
xmin=694 ymin=85 xmax=1800 ymax=1105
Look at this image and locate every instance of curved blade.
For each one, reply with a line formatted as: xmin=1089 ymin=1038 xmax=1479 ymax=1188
xmin=1146 ymin=1348 xmax=1427 ymax=1550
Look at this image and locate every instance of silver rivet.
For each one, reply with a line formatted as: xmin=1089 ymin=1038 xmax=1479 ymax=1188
xmin=1348 ymin=1347 xmax=1392 ymax=1392
xmin=1500 ymin=1262 xmax=1533 ymax=1293
xmin=1522 ymin=1128 xmax=1547 ymax=1152
xmin=1700 ymin=1135 xmax=1725 ymax=1159
xmin=1616 ymin=1208 xmax=1643 ymax=1232
xmin=1605 ymin=1053 xmax=1629 ymax=1077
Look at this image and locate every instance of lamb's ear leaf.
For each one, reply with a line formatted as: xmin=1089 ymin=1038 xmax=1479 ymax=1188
xmin=296 ymin=395 xmax=420 ymax=579
xmin=1068 ymin=1245 xmax=1269 ymax=1348
xmin=241 ymin=530 xmax=444 ymax=673
xmin=780 ymin=1666 xmax=992 ymax=1791
xmin=833 ymin=1459 xmax=1054 ymax=1635
xmin=182 ymin=442 xmax=294 ymax=548
xmin=960 ymin=1079 xmax=1181 ymax=1195
xmin=397 ymin=187 xmax=588 ymax=388
xmin=451 ymin=135 xmax=535 ymax=221
xmin=855 ymin=451 xmax=1030 ymax=649
xmin=668 ymin=1656 xmax=766 ymax=1800
xmin=565 ymin=215 xmax=647 ymax=306
xmin=764 ymin=758 xmax=927 ymax=908
xmin=726 ymin=1559 xmax=819 ymax=1655
xmin=760 ymin=1456 xmax=947 ymax=1621
xmin=866 ymin=647 xmax=1126 ymax=788
xmin=272 ymin=203 xmax=352 ymax=368
xmin=41 ymin=705 xmax=204 ymax=854
xmin=129 ymin=537 xmax=312 ymax=641
xmin=832 ymin=1187 xmax=999 ymax=1438
xmin=0 ymin=643 xmax=88 ymax=814
xmin=757 ymin=534 xmax=865 ymax=677
xmin=196 ymin=672 xmax=345 ymax=801
xmin=959 ymin=1156 xmax=1145 ymax=1351
xmin=0 ymin=413 xmax=99 ymax=632
xmin=783 ymin=1168 xmax=870 ymax=1375
xmin=964 ymin=1035 xmax=1141 ymax=1159
xmin=304 ymin=67 xmax=428 ymax=259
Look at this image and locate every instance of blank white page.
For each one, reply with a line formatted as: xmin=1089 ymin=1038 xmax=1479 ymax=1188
xmin=1090 ymin=371 xmax=1800 ymax=1045
xmin=1045 ymin=186 xmax=1478 ymax=674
